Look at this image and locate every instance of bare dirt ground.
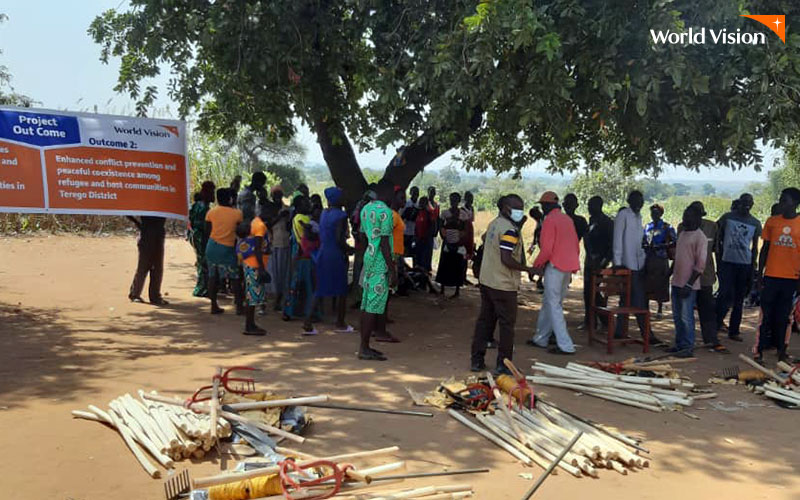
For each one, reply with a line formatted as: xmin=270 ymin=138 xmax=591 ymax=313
xmin=1 ymin=234 xmax=799 ymax=500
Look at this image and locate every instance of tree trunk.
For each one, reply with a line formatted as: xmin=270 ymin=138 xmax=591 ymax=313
xmin=316 ymin=107 xmax=482 ymax=203
xmin=314 ymin=118 xmax=368 ymax=205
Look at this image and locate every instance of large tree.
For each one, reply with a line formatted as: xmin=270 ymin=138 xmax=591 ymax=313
xmin=90 ymin=1 xmax=800 ymax=202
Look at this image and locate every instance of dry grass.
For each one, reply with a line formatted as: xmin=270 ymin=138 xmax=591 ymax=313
xmin=473 ymin=210 xmax=537 ymax=246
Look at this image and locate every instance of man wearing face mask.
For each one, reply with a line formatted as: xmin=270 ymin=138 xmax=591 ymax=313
xmin=613 ymin=190 xmax=665 ymax=345
xmin=527 ymin=192 xmax=581 ymax=354
xmin=470 ymin=194 xmax=535 ymax=375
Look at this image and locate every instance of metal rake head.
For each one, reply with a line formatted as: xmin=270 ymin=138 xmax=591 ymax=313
xmin=720 ymin=366 xmax=740 ymax=380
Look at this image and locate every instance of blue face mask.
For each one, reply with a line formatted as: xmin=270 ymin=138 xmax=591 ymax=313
xmin=510 ymin=209 xmax=525 ymax=223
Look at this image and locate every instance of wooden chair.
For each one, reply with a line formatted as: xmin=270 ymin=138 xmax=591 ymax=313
xmin=588 ymin=268 xmax=651 ymax=354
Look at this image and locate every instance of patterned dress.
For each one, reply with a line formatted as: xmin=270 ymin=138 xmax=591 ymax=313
xmin=360 ymin=200 xmax=394 ymax=314
xmin=188 ymin=200 xmax=210 ymax=296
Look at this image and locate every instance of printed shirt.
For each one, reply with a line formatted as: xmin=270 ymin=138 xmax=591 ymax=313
xmin=678 ymin=219 xmax=717 ymax=287
xmin=205 ymin=206 xmax=243 ymax=247
xmin=762 ymin=215 xmax=800 ymax=279
xmin=360 ymin=200 xmax=394 ymax=273
xmin=671 ymin=229 xmax=707 ymax=290
xmin=189 ymin=201 xmax=210 ymax=233
xmin=392 ymin=210 xmax=405 ymax=255
xmin=585 ymin=212 xmax=614 ymax=266
xmin=242 ymin=216 xmax=270 ymax=269
xmin=644 ymin=220 xmax=676 ymax=259
xmin=613 ymin=207 xmax=646 ymax=271
xmin=479 ymin=216 xmax=525 ymax=292
xmin=533 ymin=208 xmax=581 ymax=273
xmin=718 ymin=212 xmax=761 ymax=265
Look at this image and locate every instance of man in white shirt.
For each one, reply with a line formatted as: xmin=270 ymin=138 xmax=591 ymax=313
xmin=612 ymin=190 xmax=665 ymax=345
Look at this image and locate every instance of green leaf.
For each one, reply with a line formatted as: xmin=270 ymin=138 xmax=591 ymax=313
xmin=636 ymin=92 xmax=648 ymax=116
xmin=692 ymin=75 xmax=709 ymax=94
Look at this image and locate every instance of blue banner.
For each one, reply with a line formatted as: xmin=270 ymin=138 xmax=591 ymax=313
xmin=0 ymin=109 xmax=81 ymax=147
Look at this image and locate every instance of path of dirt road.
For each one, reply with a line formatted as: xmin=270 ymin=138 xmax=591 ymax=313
xmin=0 ymin=235 xmax=797 ymax=499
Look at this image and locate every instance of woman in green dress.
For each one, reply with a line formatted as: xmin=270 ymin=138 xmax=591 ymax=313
xmin=188 ymin=181 xmax=215 ymax=297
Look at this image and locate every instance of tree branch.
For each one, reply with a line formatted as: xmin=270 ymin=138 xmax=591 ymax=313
xmin=383 ymin=107 xmax=483 ymax=188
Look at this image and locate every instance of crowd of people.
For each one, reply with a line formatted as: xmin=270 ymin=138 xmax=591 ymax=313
xmin=126 ymin=172 xmax=800 ymax=371
xmin=170 ymin=174 xmax=478 ymax=361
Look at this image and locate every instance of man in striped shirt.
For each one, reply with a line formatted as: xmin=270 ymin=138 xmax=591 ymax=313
xmin=470 ymin=194 xmax=535 ymax=375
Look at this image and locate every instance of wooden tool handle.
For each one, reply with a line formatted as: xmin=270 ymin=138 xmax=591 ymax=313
xmin=210 ymin=367 xmax=222 ymax=442
xmin=503 ymin=359 xmax=525 ymax=380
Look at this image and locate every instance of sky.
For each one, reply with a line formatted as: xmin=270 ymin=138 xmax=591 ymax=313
xmin=0 ymin=1 xmax=780 ymax=184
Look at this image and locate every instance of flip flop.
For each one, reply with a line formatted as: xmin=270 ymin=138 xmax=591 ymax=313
xmin=374 ymin=334 xmax=401 ymax=343
xmin=334 ymin=325 xmax=356 ymax=333
xmin=358 ymin=350 xmax=387 ymax=361
xmin=710 ymin=344 xmax=730 ymax=354
xmin=302 ymin=328 xmax=318 ymax=336
xmin=243 ymin=327 xmax=267 ymax=336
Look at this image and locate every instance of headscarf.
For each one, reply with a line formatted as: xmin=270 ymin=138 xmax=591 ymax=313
xmin=324 ymin=186 xmax=343 ymax=206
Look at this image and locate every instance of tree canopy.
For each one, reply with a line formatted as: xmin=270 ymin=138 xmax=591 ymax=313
xmin=90 ymin=0 xmax=800 ymax=202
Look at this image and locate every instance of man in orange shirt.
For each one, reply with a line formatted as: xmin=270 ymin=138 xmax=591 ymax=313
xmin=756 ymin=187 xmax=800 ymax=363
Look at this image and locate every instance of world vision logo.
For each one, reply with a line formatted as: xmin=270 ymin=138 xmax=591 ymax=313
xmin=159 ymin=125 xmax=180 ymax=137
xmin=650 ymin=15 xmax=786 ymax=45
xmin=740 ymin=15 xmax=785 ymax=43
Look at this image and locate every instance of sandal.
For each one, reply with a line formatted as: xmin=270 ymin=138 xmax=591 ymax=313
xmin=710 ymin=344 xmax=730 ymax=354
xmin=243 ymin=326 xmax=267 ymax=336
xmin=358 ymin=349 xmax=387 ymax=361
xmin=334 ymin=325 xmax=356 ymax=333
xmin=302 ymin=327 xmax=318 ymax=336
xmin=374 ymin=333 xmax=401 ymax=343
